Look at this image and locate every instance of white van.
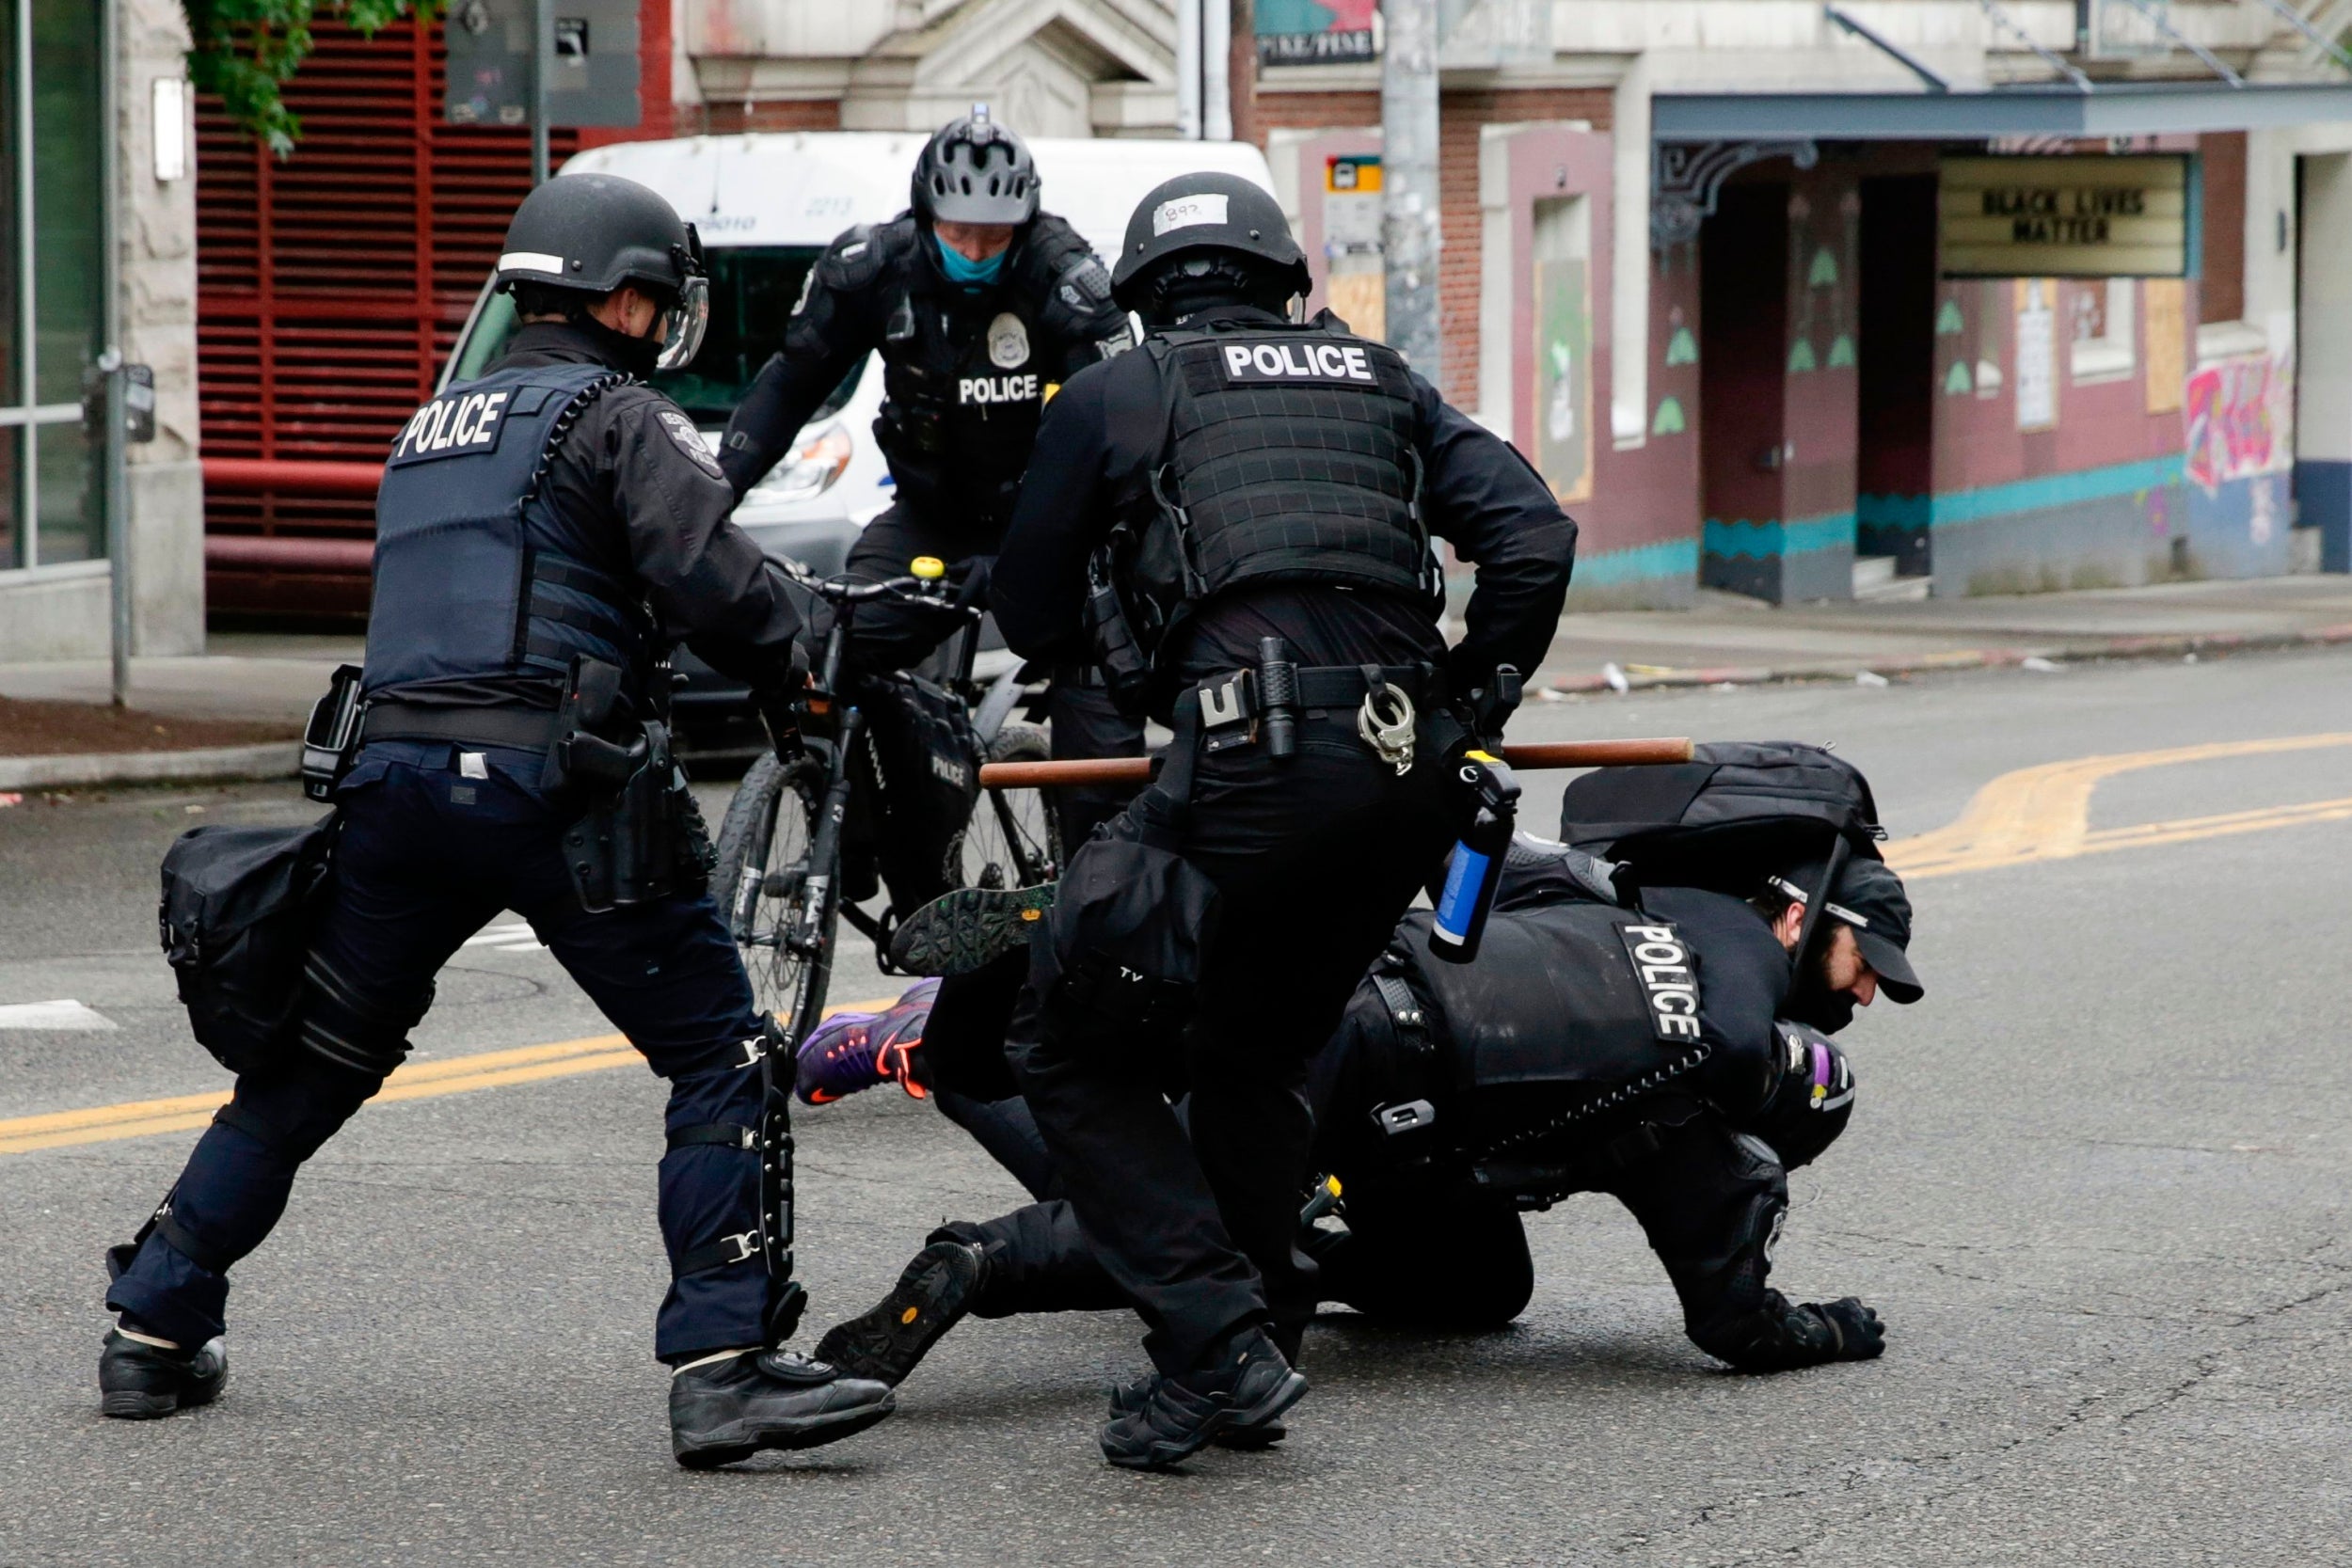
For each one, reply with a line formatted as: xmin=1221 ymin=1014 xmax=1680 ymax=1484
xmin=443 ymin=132 xmax=1279 ymax=575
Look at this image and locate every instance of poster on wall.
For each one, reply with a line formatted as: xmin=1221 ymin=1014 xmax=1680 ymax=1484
xmin=1534 ymin=257 xmax=1593 ymax=505
xmin=1258 ymin=0 xmax=1378 ymax=64
xmin=2143 ymin=278 xmax=2186 ymax=414
xmin=2013 ymin=278 xmax=2058 ymax=431
xmin=1322 ymin=153 xmax=1386 ymax=338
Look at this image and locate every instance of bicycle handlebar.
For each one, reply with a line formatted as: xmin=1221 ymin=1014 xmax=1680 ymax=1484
xmin=783 ymin=563 xmax=975 ymax=614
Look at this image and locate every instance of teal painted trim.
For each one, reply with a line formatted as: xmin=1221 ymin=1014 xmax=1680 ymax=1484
xmin=1702 ymin=512 xmax=1857 ymax=561
xmin=1857 ymin=492 xmax=1930 ymax=529
xmin=1575 ymin=536 xmax=1699 ymax=587
xmin=1924 ymin=454 xmax=2185 ymax=531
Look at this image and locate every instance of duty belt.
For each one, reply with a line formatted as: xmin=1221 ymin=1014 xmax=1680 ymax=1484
xmin=1190 ymin=658 xmax=1439 ymax=771
xmin=358 ymin=701 xmax=564 ymax=753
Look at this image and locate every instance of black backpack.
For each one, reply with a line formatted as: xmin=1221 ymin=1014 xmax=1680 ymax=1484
xmin=157 ymin=815 xmax=340 ymax=1075
xmin=1558 ymin=740 xmax=1886 ymax=897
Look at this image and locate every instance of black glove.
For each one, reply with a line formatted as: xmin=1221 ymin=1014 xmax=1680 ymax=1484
xmin=755 ymin=646 xmax=812 ymax=755
xmin=1806 ymin=1297 xmax=1886 ymax=1361
xmin=951 ymin=554 xmax=996 ymax=612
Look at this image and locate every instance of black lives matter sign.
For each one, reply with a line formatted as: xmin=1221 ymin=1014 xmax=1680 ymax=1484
xmin=1939 ymin=155 xmax=2188 ymax=278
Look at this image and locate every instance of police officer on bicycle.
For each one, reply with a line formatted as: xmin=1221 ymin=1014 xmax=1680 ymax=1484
xmin=99 ymin=173 xmax=897 ymax=1467
xmin=718 ymin=107 xmax=1143 ymax=906
xmin=975 ymin=171 xmax=1578 ymax=1467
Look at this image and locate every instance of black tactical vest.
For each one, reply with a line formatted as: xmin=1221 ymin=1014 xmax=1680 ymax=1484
xmin=364 ymin=360 xmax=652 ymax=705
xmin=1114 ymin=318 xmax=1436 ymax=653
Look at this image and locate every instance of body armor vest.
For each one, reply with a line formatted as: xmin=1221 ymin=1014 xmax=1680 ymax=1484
xmin=364 ymin=361 xmax=652 ymax=705
xmin=1108 ymin=318 xmax=1437 ymax=669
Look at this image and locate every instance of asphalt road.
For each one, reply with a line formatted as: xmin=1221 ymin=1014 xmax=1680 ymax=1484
xmin=4 ymin=648 xmax=2350 ymax=1565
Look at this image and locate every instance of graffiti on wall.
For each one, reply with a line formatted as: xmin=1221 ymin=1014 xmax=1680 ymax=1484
xmin=2183 ymin=351 xmax=2294 ymax=495
xmin=1534 ymin=257 xmax=1593 ymax=503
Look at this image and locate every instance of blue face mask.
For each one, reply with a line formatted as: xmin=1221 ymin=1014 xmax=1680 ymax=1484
xmin=934 ymin=233 xmax=1008 ymax=287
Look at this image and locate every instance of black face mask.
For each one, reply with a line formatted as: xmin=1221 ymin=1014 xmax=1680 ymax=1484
xmin=565 ymin=309 xmax=662 ymax=379
xmin=1783 ymin=943 xmax=1857 ymax=1035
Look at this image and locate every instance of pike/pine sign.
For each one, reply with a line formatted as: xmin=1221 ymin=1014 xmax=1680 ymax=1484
xmin=1939 ymin=156 xmax=2188 ymax=278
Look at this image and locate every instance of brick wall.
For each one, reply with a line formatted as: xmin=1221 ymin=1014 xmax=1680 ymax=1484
xmin=1258 ymin=87 xmax=1610 ymax=402
xmin=683 ymin=98 xmax=845 ymax=135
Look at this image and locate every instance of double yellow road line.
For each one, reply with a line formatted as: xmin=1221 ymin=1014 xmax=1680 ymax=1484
xmin=0 ymin=1005 xmax=890 ymax=1157
xmin=8 ymin=731 xmax=2351 ymax=1158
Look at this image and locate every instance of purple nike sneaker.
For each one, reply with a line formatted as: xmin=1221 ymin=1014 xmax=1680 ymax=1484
xmin=794 ymin=979 xmax=941 ymax=1104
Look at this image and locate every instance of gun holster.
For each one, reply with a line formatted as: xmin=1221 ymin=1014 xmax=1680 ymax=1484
xmin=549 ymin=657 xmax=717 ymax=914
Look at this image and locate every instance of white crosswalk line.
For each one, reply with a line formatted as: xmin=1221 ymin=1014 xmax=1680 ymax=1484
xmin=0 ymin=1000 xmax=118 ymax=1031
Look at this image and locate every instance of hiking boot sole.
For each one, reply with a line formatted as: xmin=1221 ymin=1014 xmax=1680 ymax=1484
xmin=813 ymin=1243 xmax=982 ymax=1386
xmin=887 ymin=885 xmax=1057 ymax=977
xmin=672 ymin=1395 xmax=897 ymax=1469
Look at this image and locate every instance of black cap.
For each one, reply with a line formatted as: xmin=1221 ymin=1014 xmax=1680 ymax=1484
xmin=1772 ymin=856 xmax=1922 ymax=1004
xmin=1110 ymin=171 xmax=1311 ymax=311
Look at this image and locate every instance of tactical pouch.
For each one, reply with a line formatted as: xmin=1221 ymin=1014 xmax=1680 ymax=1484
xmin=1029 ymin=714 xmax=1219 ymax=1067
xmin=562 ymin=721 xmax=711 ymax=913
xmin=158 ymin=814 xmax=341 ymax=1076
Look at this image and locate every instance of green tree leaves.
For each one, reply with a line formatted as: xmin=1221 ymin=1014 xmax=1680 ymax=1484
xmin=183 ymin=2 xmax=444 ymax=157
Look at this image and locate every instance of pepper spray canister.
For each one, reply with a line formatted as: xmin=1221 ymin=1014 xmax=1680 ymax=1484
xmin=1429 ymin=750 xmax=1520 ymax=964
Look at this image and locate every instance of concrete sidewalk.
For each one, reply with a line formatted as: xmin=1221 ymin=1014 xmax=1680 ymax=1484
xmin=1533 ymin=575 xmax=2352 ymax=690
xmin=3 ymin=578 xmax=2349 ymax=734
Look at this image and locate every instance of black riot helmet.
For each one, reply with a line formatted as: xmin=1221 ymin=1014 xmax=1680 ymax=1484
xmin=911 ymin=105 xmax=1041 ymax=227
xmin=1111 ymin=172 xmax=1311 ymax=322
xmin=496 ymin=172 xmax=709 ymax=371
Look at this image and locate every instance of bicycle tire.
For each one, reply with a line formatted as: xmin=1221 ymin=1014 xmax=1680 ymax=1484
xmin=712 ymin=750 xmax=833 ymax=1036
xmin=948 ymin=722 xmax=1062 ymax=894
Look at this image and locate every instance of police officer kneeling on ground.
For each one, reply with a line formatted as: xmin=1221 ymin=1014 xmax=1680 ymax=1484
xmin=811 ymin=833 xmax=1912 ymax=1425
xmin=717 ymin=107 xmax=1144 ymax=908
xmin=100 ymin=173 xmax=896 ymax=1466
xmin=924 ymin=171 xmax=1576 ymax=1468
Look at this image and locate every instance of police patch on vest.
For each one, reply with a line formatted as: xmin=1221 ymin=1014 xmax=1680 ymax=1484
xmin=391 ymin=388 xmax=513 ymax=463
xmin=656 ymin=408 xmax=726 ymax=480
xmin=1218 ymin=341 xmax=1377 ymax=384
xmin=987 ymin=312 xmax=1030 ymax=369
xmin=1616 ymin=922 xmax=1703 ymax=1043
xmin=959 ymin=372 xmax=1040 ymax=405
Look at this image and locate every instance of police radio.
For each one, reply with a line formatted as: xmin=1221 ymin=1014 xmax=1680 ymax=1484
xmin=1429 ymin=751 xmax=1520 ymax=965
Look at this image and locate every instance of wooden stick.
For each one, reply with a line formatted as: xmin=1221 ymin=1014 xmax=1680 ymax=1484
xmin=977 ymin=736 xmax=1695 ymax=790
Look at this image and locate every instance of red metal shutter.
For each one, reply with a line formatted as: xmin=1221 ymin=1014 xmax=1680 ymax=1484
xmin=198 ymin=18 xmax=577 ymax=619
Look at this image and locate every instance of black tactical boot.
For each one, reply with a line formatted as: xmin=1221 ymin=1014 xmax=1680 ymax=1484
xmin=99 ymin=1329 xmax=227 ymax=1419
xmin=813 ymin=1241 xmax=985 ymax=1386
xmin=887 ymin=884 xmax=1057 ymax=977
xmin=1108 ymin=1369 xmax=1288 ymax=1449
xmin=668 ymin=1350 xmax=896 ymax=1468
xmin=1098 ymin=1325 xmax=1306 ymax=1471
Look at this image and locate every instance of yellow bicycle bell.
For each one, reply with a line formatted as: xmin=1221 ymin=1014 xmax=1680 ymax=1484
xmin=910 ymin=556 xmax=946 ymax=581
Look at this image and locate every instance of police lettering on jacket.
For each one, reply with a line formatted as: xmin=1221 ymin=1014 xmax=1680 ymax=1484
xmin=1617 ymin=923 xmax=1703 ymax=1042
xmin=391 ymin=389 xmax=511 ymax=461
xmin=1218 ymin=341 xmax=1377 ymax=384
xmin=958 ymin=372 xmax=1041 ymax=405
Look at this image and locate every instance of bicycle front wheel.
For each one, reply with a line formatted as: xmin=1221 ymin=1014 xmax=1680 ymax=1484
xmin=712 ymin=750 xmax=832 ymax=1034
xmin=948 ymin=721 xmax=1063 ymax=894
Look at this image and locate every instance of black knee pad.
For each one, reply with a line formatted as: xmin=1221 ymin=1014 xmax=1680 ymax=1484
xmin=295 ymin=951 xmax=433 ymax=1079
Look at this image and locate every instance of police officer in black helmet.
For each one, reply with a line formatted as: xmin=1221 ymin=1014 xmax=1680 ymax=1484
xmin=968 ymin=171 xmax=1577 ymax=1467
xmin=718 ymin=108 xmax=1145 ymax=898
xmin=98 ymin=172 xmax=897 ymax=1466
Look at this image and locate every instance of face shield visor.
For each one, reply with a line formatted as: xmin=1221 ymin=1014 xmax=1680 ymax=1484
xmin=654 ymin=273 xmax=708 ymax=372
